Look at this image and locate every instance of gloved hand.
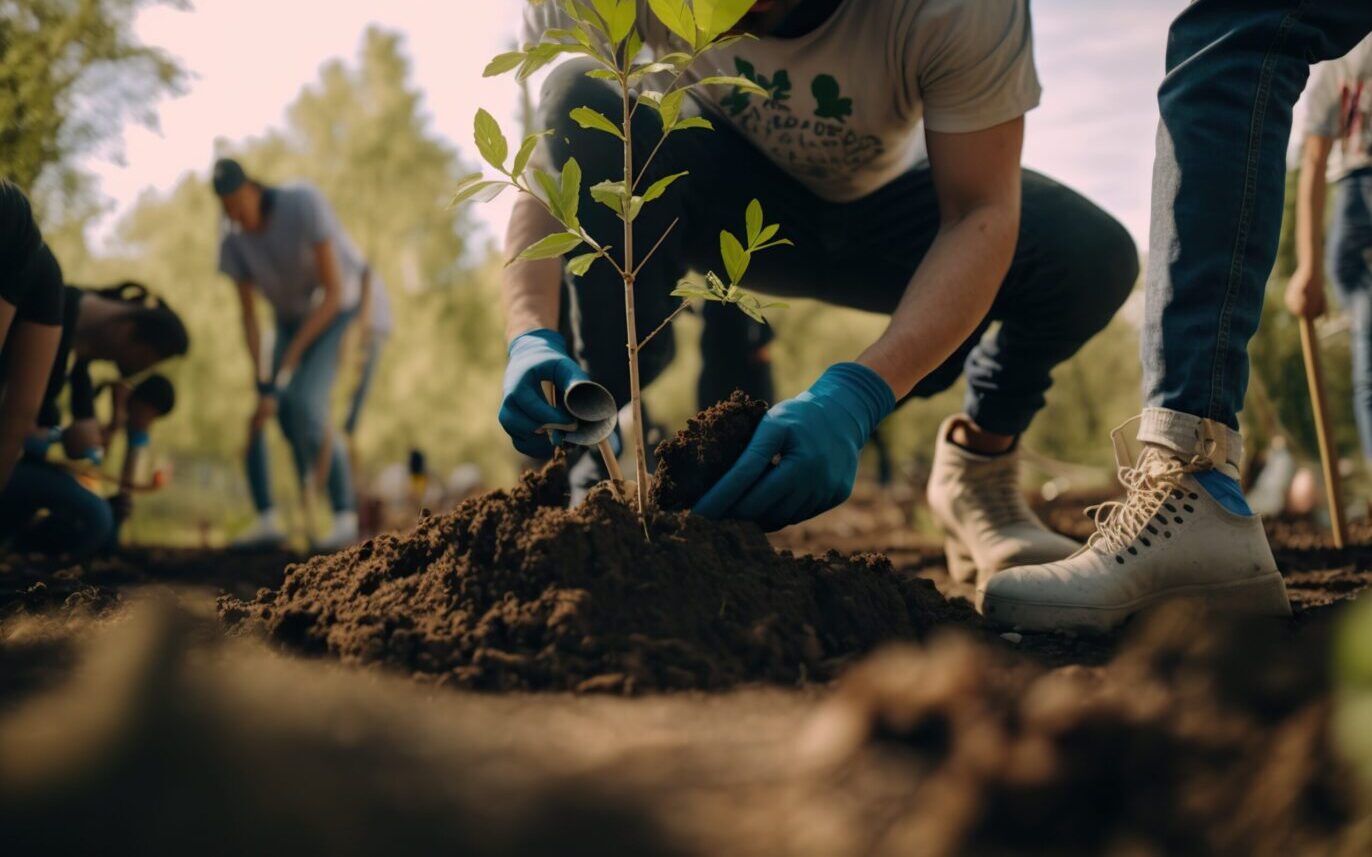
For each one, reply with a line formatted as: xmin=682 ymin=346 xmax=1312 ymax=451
xmin=694 ymin=362 xmax=895 ymax=531
xmin=501 ymin=329 xmax=591 ymax=459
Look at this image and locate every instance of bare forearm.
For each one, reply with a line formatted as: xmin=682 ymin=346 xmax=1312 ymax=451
xmin=502 ymin=194 xmax=564 ymax=343
xmin=857 ymin=205 xmax=1018 ymax=398
xmin=1295 ymin=138 xmax=1331 ymax=272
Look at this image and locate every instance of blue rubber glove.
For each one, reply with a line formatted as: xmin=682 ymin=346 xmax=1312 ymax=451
xmin=501 ymin=329 xmax=591 ymax=459
xmin=694 ymin=362 xmax=895 ymax=531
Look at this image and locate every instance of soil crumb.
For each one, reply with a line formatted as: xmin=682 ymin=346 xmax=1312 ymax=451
xmin=221 ymin=453 xmax=974 ymax=692
xmin=651 ymin=390 xmax=768 ymax=512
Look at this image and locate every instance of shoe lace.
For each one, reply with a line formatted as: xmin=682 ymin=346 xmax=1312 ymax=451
xmin=1085 ymin=446 xmax=1207 ymax=556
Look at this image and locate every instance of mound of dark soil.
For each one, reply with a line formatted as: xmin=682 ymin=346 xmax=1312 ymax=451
xmin=220 ymin=453 xmax=973 ymax=692
xmin=651 ymin=390 xmax=768 ymax=512
xmin=805 ymin=602 xmax=1362 ymax=856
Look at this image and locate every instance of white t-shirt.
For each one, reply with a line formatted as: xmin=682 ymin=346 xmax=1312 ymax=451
xmin=525 ymin=0 xmax=1040 ymax=202
xmin=1305 ymin=34 xmax=1372 ymax=183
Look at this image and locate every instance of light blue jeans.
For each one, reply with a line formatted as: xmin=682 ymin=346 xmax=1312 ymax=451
xmin=1330 ymin=170 xmax=1372 ymax=459
xmin=1140 ymin=0 xmax=1372 ymax=463
xmin=247 ymin=309 xmax=356 ymax=513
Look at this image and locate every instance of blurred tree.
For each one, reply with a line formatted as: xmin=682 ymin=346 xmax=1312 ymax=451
xmin=54 ymin=27 xmax=511 ymax=540
xmin=0 ymin=0 xmax=187 ymax=191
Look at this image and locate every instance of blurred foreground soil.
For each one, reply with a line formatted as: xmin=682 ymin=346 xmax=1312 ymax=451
xmin=1 ymin=486 xmax=1369 ymax=856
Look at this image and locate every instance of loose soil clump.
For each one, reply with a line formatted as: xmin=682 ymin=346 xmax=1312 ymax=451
xmin=651 ymin=390 xmax=769 ymax=512
xmin=221 ymin=451 xmax=972 ymax=692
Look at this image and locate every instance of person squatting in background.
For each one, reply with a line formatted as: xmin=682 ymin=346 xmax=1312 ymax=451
xmin=214 ymin=158 xmax=383 ymax=551
xmin=0 ymin=282 xmax=188 ymax=561
xmin=1287 ymin=33 xmax=1372 ymax=463
xmin=0 ymin=179 xmax=65 ymax=492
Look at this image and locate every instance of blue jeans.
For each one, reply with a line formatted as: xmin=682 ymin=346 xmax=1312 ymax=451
xmin=542 ymin=61 xmax=1139 ymax=436
xmin=1330 ymin=170 xmax=1372 ymax=459
xmin=1141 ymin=0 xmax=1372 ymax=464
xmin=247 ymin=309 xmax=356 ymax=513
xmin=0 ymin=460 xmax=114 ymax=561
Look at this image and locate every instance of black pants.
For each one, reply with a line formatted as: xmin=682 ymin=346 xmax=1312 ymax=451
xmin=542 ymin=60 xmax=1140 ymax=435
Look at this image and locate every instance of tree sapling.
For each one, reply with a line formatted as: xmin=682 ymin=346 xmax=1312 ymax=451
xmin=453 ymin=0 xmax=790 ymax=526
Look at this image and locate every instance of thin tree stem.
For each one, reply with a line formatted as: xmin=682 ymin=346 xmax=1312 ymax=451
xmin=639 ymin=299 xmax=690 ymax=350
xmin=620 ymin=73 xmax=651 ymax=522
xmin=633 ymin=217 xmax=679 ymax=278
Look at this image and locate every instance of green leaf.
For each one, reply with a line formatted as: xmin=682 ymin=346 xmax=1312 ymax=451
xmin=695 ymin=0 xmax=754 ymax=42
xmin=659 ymin=90 xmax=685 ymax=128
xmin=560 ymin=157 xmax=582 ymax=228
xmin=483 ymin=51 xmax=524 ymax=77
xmin=695 ymin=75 xmax=768 ymax=96
xmin=511 ymin=130 xmax=552 ymax=179
xmin=745 ymin=199 xmax=763 ymax=245
xmin=567 ymin=251 xmax=600 ymax=277
xmin=586 ymin=68 xmax=619 ymax=80
xmin=627 ymin=61 xmax=677 ymax=83
xmin=513 ymin=232 xmax=585 ymax=263
xmin=568 ymin=0 xmax=607 ymax=34
xmin=704 ymin=271 xmax=729 ymax=296
xmin=569 ymin=105 xmax=625 ymax=140
xmin=720 ymin=230 xmax=749 ymax=284
xmin=607 ymin=0 xmax=636 ymax=45
xmin=474 ymin=109 xmax=508 ymax=173
xmin=641 ymin=171 xmax=688 ymax=203
xmin=625 ymin=21 xmax=643 ymax=58
xmin=658 ymin=51 xmax=694 ymax=69
xmin=755 ymin=238 xmax=793 ymax=251
xmin=589 ymin=179 xmax=626 ymax=213
xmin=670 ymin=285 xmax=714 ymax=301
xmin=447 ymin=177 xmax=507 ymax=208
xmin=627 ymin=195 xmax=645 ymax=222
xmin=647 ymin=0 xmax=697 ymax=47
xmin=672 ymin=116 xmax=713 ymax=132
xmin=533 ymin=168 xmax=567 ymax=222
xmin=755 ymin=222 xmax=779 ymax=246
xmin=518 ymin=43 xmax=583 ymax=81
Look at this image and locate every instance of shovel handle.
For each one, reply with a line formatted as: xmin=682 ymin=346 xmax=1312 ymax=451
xmin=1299 ymin=316 xmax=1348 ymax=548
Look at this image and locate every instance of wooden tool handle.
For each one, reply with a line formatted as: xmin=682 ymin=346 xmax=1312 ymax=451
xmin=1299 ymin=316 xmax=1349 ymax=548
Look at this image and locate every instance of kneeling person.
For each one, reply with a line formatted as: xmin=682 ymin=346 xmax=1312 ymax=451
xmin=505 ymin=0 xmax=1138 ymax=582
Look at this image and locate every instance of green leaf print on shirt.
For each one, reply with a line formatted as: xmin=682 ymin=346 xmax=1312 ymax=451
xmin=721 ymin=57 xmax=793 ymax=116
xmin=811 ymin=74 xmax=852 ymax=122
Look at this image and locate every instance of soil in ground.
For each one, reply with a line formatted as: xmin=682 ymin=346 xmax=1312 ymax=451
xmin=219 ymin=447 xmax=973 ymax=692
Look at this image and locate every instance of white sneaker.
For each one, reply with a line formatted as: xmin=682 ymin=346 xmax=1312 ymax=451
xmin=314 ymin=510 xmax=359 ymax=552
xmin=926 ymin=415 xmax=1080 ymax=587
xmin=231 ymin=510 xmax=287 ymax=551
xmin=979 ymin=418 xmax=1291 ymax=632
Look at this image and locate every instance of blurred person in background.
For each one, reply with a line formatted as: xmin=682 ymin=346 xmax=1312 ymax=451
xmin=0 ymin=282 xmax=188 ymax=561
xmin=1286 ymin=34 xmax=1372 ymax=462
xmin=214 ymin=158 xmax=379 ymax=551
xmin=505 ymin=0 xmax=1138 ymax=585
xmin=986 ymin=2 xmax=1372 ymax=631
xmin=0 ymin=179 xmax=65 ymax=492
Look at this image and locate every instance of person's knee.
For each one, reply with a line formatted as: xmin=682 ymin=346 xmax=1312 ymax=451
xmin=1050 ymin=201 xmax=1139 ymax=330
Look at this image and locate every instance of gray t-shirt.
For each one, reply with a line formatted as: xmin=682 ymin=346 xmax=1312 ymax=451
xmin=526 ymin=0 xmax=1040 ymax=202
xmin=218 ymin=182 xmax=366 ymax=323
xmin=1305 ymin=33 xmax=1372 ymax=182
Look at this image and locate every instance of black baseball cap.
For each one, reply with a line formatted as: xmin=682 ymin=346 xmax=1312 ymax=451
xmin=212 ymin=158 xmax=249 ymax=196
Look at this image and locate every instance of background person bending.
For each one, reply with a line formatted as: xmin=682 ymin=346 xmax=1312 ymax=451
xmin=214 ymin=159 xmax=372 ymax=551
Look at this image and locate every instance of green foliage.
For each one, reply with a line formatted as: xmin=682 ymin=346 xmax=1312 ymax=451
xmin=0 ymin=0 xmax=187 ymax=194
xmin=48 ymin=28 xmax=512 ymax=539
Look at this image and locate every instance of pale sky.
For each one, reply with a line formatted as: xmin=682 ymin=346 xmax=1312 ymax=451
xmin=83 ymin=0 xmax=1193 ymax=252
